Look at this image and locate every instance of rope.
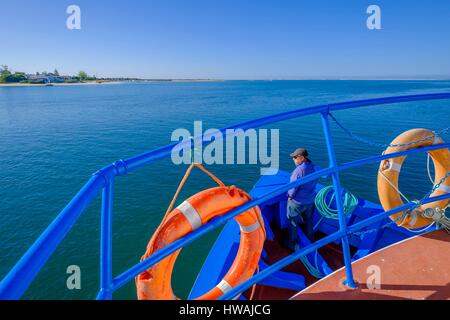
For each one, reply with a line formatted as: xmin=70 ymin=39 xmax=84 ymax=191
xmin=161 ymin=163 xmax=225 ymax=228
xmin=159 ymin=162 xmax=263 ymax=300
xmin=404 ymin=222 xmax=436 ymax=233
xmin=314 ymin=186 xmax=359 ymax=220
xmin=328 ymin=112 xmax=450 ymax=148
xmin=427 ymin=154 xmax=435 ymax=184
xmin=310 ymin=186 xmax=358 ymax=277
xmin=377 ymin=153 xmax=438 ymax=226
xmin=313 ymin=216 xmax=324 ymax=231
xmin=352 ymin=171 xmax=450 ymax=236
xmin=299 ymin=250 xmax=323 ymax=279
xmin=248 ymin=265 xmax=260 ymax=300
xmin=378 ymin=169 xmax=411 ymax=203
xmin=327 ymin=112 xmax=450 ymax=234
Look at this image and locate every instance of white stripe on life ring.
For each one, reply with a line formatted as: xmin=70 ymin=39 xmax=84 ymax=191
xmin=216 ymin=279 xmax=233 ymax=293
xmin=177 ymin=201 xmax=202 ymax=230
xmin=240 ymin=221 xmax=261 ymax=233
xmin=389 ymin=162 xmax=402 ymax=172
xmin=438 ymin=184 xmax=450 ymax=194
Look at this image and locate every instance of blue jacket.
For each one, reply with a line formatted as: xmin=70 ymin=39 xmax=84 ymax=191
xmin=287 ymin=161 xmax=318 ymax=205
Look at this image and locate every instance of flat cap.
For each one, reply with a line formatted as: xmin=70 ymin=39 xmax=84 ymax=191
xmin=290 ymin=148 xmax=308 ymax=158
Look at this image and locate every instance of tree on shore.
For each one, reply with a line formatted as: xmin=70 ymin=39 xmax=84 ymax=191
xmin=0 ymin=65 xmax=27 ymax=83
xmin=54 ymin=69 xmax=60 ymax=76
xmin=0 ymin=65 xmax=11 ymax=83
xmin=78 ymin=71 xmax=88 ymax=81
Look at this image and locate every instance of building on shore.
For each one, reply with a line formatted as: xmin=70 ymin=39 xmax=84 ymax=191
xmin=26 ymin=73 xmax=66 ymax=84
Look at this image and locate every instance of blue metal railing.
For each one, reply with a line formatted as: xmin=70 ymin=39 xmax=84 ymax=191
xmin=1 ymin=92 xmax=449 ymax=300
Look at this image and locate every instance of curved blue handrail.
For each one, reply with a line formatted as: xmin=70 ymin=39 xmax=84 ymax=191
xmin=1 ymin=92 xmax=449 ymax=300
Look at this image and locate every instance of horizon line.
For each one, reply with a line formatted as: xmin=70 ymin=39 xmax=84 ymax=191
xmin=139 ymin=77 xmax=450 ymax=81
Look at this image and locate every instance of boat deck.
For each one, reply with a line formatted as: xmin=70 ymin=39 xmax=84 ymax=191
xmin=290 ymin=230 xmax=450 ymax=300
xmin=243 ymin=226 xmax=348 ymax=300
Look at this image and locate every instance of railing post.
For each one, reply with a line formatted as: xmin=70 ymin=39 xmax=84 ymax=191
xmin=320 ymin=112 xmax=357 ymax=288
xmin=97 ymin=177 xmax=114 ymax=300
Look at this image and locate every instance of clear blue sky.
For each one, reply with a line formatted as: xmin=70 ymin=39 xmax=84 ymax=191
xmin=1 ymin=0 xmax=450 ymax=79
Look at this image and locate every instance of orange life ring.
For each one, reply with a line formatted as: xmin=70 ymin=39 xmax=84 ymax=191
xmin=136 ymin=186 xmax=265 ymax=300
xmin=377 ymin=128 xmax=450 ymax=229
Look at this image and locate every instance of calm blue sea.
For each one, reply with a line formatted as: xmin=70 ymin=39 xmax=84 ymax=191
xmin=0 ymin=80 xmax=449 ymax=299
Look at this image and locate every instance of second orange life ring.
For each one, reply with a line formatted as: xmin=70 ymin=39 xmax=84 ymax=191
xmin=136 ymin=186 xmax=265 ymax=300
xmin=377 ymin=128 xmax=450 ymax=229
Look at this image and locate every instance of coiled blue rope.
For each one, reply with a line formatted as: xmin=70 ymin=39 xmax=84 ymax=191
xmin=298 ymin=187 xmax=358 ymax=279
xmin=315 ymin=186 xmax=359 ymax=220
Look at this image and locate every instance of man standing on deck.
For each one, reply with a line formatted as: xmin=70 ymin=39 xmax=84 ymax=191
xmin=286 ymin=148 xmax=318 ymax=250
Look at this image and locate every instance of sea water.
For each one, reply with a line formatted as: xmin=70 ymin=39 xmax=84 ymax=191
xmin=0 ymin=80 xmax=449 ymax=299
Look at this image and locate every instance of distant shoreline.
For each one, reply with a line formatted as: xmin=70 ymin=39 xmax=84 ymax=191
xmin=0 ymin=79 xmax=226 ymax=87
xmin=1 ymin=79 xmax=449 ymax=87
xmin=0 ymin=81 xmax=126 ymax=87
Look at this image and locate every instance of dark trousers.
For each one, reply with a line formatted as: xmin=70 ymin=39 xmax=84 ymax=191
xmin=287 ymin=200 xmax=315 ymax=249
